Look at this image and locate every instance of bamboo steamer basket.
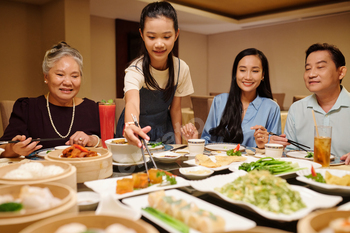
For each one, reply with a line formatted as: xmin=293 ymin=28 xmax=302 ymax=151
xmin=0 ymin=182 xmax=77 ymax=233
xmin=45 ymin=147 xmax=112 ymax=183
xmin=0 ymin=160 xmax=77 ymax=191
xmin=19 ymin=212 xmax=158 ymax=233
xmin=298 ymin=208 xmax=350 ymax=233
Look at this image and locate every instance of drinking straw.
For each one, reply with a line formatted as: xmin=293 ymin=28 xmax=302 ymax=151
xmin=312 ymin=109 xmax=319 ymax=137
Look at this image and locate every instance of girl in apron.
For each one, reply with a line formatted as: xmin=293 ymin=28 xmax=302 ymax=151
xmin=116 ymin=1 xmax=194 ymax=145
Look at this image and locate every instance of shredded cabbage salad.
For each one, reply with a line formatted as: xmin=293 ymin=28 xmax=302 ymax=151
xmin=215 ymin=170 xmax=306 ymax=214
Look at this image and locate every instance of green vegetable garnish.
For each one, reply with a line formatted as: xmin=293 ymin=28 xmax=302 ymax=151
xmin=143 ymin=207 xmax=189 ymax=233
xmin=305 ymin=152 xmax=314 ymax=158
xmin=238 ymin=157 xmax=304 ymax=175
xmin=226 ymin=149 xmax=242 ymax=156
xmin=305 ymin=173 xmax=326 ymax=183
xmin=101 ymin=99 xmax=114 ymax=105
xmin=148 ymin=142 xmax=163 ymax=148
xmin=46 ymin=150 xmax=52 ymax=154
xmin=157 ymin=171 xmax=177 ymax=185
xmin=0 ymin=202 xmax=23 ymax=212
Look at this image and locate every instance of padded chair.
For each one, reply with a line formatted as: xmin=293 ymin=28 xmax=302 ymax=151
xmin=293 ymin=95 xmax=307 ymax=103
xmin=0 ymin=100 xmax=15 ymax=133
xmin=181 ymin=95 xmax=192 ymax=109
xmin=190 ymin=95 xmax=214 ymax=137
xmin=272 ymin=93 xmax=285 ymax=110
xmin=209 ymin=92 xmax=223 ymax=96
xmin=115 ymin=98 xmax=125 ymax=123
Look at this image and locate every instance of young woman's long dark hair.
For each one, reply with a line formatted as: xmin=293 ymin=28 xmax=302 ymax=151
xmin=209 ymin=48 xmax=273 ymax=143
xmin=138 ymin=1 xmax=178 ymax=101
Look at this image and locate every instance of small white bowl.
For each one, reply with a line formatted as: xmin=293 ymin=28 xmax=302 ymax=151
xmin=77 ymin=191 xmax=100 ymax=211
xmin=179 ymin=166 xmax=214 ymax=180
xmin=265 ymin=143 xmax=283 ymax=158
xmin=105 ymin=138 xmax=142 ymax=163
xmin=153 ymin=152 xmax=181 ymax=163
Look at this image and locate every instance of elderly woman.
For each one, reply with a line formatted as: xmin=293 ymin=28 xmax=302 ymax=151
xmin=0 ymin=42 xmax=100 ymax=158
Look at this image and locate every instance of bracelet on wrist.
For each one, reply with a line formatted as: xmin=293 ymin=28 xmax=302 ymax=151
xmin=91 ymin=135 xmax=100 ymax=148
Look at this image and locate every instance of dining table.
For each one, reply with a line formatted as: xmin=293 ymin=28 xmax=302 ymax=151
xmin=75 ymin=144 xmax=350 ymax=233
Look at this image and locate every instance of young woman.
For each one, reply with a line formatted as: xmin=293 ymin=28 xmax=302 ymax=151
xmin=181 ymin=48 xmax=281 ymax=148
xmin=116 ymin=1 xmax=194 ymax=144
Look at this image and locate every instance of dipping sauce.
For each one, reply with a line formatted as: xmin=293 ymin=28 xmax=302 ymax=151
xmin=185 ymin=170 xmax=212 ymax=175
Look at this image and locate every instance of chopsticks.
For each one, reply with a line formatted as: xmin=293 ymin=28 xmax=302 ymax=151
xmin=268 ymin=132 xmax=311 ymax=152
xmin=170 ymin=145 xmax=187 ymax=151
xmin=131 ymin=114 xmax=157 ymax=170
xmin=0 ymin=138 xmax=66 ymax=145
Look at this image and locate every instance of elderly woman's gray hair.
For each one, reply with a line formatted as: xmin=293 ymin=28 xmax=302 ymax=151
xmin=42 ymin=41 xmax=83 ymax=76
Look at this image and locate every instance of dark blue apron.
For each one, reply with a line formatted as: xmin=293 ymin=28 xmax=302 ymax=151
xmin=116 ymin=58 xmax=180 ymax=144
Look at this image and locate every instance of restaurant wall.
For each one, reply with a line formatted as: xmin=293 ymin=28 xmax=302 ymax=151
xmin=90 ymin=16 xmax=116 ymax=102
xmin=179 ymin=31 xmax=208 ymax=96
xmin=207 ymin=12 xmax=350 ymax=110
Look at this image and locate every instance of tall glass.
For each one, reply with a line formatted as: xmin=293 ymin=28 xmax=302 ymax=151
xmin=314 ymin=126 xmax=332 ymax=167
xmin=99 ymin=102 xmax=116 ymax=148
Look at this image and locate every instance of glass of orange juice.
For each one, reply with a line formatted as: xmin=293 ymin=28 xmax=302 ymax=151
xmin=314 ymin=126 xmax=332 ymax=167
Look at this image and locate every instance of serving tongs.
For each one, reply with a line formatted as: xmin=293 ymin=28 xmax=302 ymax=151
xmin=131 ymin=114 xmax=157 ymax=173
xmin=268 ymin=132 xmax=311 ymax=152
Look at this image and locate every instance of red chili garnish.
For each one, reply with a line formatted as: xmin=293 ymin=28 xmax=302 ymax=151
xmin=233 ymin=144 xmax=240 ymax=153
xmin=311 ymin=165 xmax=317 ymax=177
xmin=73 ymin=144 xmax=89 ymax=152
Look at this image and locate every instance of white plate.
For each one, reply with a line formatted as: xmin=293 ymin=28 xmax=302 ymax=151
xmin=286 ymin=151 xmax=335 ymax=161
xmin=122 ymin=189 xmax=256 ymax=232
xmin=84 ymin=175 xmax=189 ymax=199
xmin=205 ymin=143 xmax=245 ymax=152
xmin=112 ymin=157 xmax=150 ymax=166
xmin=184 ymin=155 xmax=249 ymax=171
xmin=189 ymin=171 xmax=342 ymax=221
xmin=54 ymin=145 xmax=70 ymax=150
xmin=37 ymin=150 xmax=52 ymax=157
xmin=296 ymin=169 xmax=350 ymax=195
xmin=228 ymin=157 xmax=322 ymax=179
xmin=0 ymin=148 xmax=4 ymax=156
xmin=179 ymin=167 xmax=214 ymax=180
xmin=147 ymin=143 xmax=164 ymax=150
xmin=152 ymin=151 xmax=182 ymax=163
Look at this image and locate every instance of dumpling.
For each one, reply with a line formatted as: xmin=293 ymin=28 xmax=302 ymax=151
xmin=105 ymin=223 xmax=136 ymax=233
xmin=3 ymin=169 xmax=33 ymax=179
xmin=54 ymin=223 xmax=87 ymax=233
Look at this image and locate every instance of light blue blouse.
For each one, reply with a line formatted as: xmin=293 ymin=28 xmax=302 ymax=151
xmin=201 ymin=93 xmax=282 ymax=147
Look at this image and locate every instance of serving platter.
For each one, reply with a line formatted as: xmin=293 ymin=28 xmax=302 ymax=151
xmin=84 ymin=175 xmax=189 ymax=199
xmin=122 ymin=189 xmax=256 ymax=233
xmin=228 ymin=157 xmax=322 ymax=179
xmin=205 ymin=142 xmax=245 ymax=152
xmin=184 ymin=155 xmax=249 ymax=171
xmin=296 ymin=169 xmax=350 ymax=195
xmin=189 ymin=171 xmax=342 ymax=222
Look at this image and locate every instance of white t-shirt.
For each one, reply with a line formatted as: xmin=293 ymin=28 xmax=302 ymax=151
xmin=124 ymin=56 xmax=194 ymax=97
